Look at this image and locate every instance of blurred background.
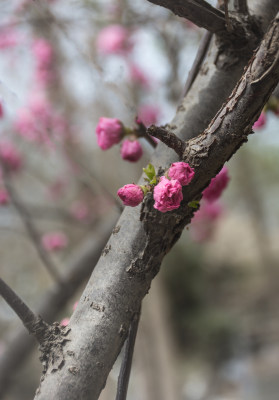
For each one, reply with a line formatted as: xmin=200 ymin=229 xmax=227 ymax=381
xmin=0 ymin=1 xmax=279 ymax=399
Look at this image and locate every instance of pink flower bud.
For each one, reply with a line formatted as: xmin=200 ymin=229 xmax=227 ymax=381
xmin=121 ymin=140 xmax=143 ymax=162
xmin=0 ymin=189 xmax=9 ymax=205
xmin=96 ymin=25 xmax=132 ymax=55
xmin=0 ymin=141 xmax=22 ymax=172
xmin=168 ymin=162 xmax=195 ymax=186
xmin=253 ymin=112 xmax=266 ymax=130
xmin=96 ymin=117 xmax=123 ymax=150
xmin=42 ymin=232 xmax=68 ymax=252
xmin=117 ymin=184 xmax=144 ymax=207
xmin=203 ymin=167 xmax=229 ymax=203
xmin=153 ymin=176 xmax=183 ymax=213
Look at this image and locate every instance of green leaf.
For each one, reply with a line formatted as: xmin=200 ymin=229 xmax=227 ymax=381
xmin=188 ymin=200 xmax=200 ymax=209
xmin=143 ymin=163 xmax=156 ymax=182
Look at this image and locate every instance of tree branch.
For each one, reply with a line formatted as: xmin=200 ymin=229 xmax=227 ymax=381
xmin=0 ymin=278 xmax=49 ymax=344
xmin=147 ymin=125 xmax=186 ymax=157
xmin=33 ymin=10 xmax=279 ymax=400
xmin=183 ymin=30 xmax=213 ymax=96
xmin=146 ymin=0 xmax=240 ymax=34
xmin=116 ymin=307 xmax=141 ymax=400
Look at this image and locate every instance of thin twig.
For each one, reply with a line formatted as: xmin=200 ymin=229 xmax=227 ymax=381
xmin=183 ymin=30 xmax=213 ymax=97
xmin=224 ymin=0 xmax=233 ymax=32
xmin=116 ymin=307 xmax=141 ymax=400
xmin=234 ymin=0 xmax=249 ymax=14
xmin=2 ymin=170 xmax=63 ymax=284
xmin=0 ymin=278 xmax=49 ymax=344
xmin=147 ymin=125 xmax=186 ymax=157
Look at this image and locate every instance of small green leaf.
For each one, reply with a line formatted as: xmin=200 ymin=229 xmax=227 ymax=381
xmin=149 ymin=177 xmax=157 ymax=186
xmin=143 ymin=163 xmax=156 ymax=181
xmin=188 ymin=200 xmax=200 ymax=209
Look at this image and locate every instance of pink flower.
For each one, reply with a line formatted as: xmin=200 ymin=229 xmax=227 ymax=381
xmin=0 ymin=189 xmax=9 ymax=205
xmin=60 ymin=318 xmax=70 ymax=327
xmin=129 ymin=63 xmax=149 ymax=88
xmin=121 ymin=140 xmax=143 ymax=162
xmin=168 ymin=162 xmax=195 ymax=186
xmin=117 ymin=184 xmax=144 ymax=207
xmin=253 ymin=112 xmax=266 ymax=130
xmin=96 ymin=117 xmax=123 ymax=150
xmin=96 ymin=25 xmax=131 ymax=55
xmin=0 ymin=29 xmax=18 ymax=49
xmin=32 ymin=38 xmax=53 ymax=66
xmin=203 ymin=167 xmax=229 ymax=203
xmin=153 ymin=176 xmax=183 ymax=213
xmin=191 ymin=201 xmax=223 ymax=242
xmin=0 ymin=141 xmax=22 ymax=172
xmin=70 ymin=201 xmax=89 ymax=221
xmin=42 ymin=232 xmax=68 ymax=251
xmin=138 ymin=105 xmax=160 ymax=127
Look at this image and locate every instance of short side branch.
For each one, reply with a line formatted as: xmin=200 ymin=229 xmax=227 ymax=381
xmin=147 ymin=125 xmax=186 ymax=157
xmin=0 ymin=278 xmax=49 ymax=344
xmin=146 ymin=0 xmax=238 ymax=34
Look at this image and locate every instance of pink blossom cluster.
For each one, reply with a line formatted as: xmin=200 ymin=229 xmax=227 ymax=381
xmin=15 ymin=95 xmax=68 ymax=145
xmin=191 ymin=166 xmax=230 ymax=242
xmin=117 ymin=162 xmax=195 ymax=211
xmin=0 ymin=141 xmax=22 ymax=172
xmin=32 ymin=38 xmax=55 ymax=86
xmin=95 ymin=117 xmax=143 ymax=162
xmin=42 ymin=232 xmax=68 ymax=252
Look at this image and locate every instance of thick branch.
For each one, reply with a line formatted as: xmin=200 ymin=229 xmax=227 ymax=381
xmin=0 ymin=278 xmax=49 ymax=344
xmin=34 ymin=10 xmax=279 ymax=400
xmin=146 ymin=0 xmax=239 ymax=34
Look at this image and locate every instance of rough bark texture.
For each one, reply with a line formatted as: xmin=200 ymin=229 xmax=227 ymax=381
xmin=33 ymin=2 xmax=279 ymax=400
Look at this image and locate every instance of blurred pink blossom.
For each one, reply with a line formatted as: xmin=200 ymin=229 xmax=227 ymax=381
xmin=0 ymin=189 xmax=9 ymax=205
xmin=138 ymin=105 xmax=160 ymax=127
xmin=0 ymin=29 xmax=18 ymax=49
xmin=253 ymin=112 xmax=266 ymax=130
xmin=121 ymin=139 xmax=143 ymax=162
xmin=203 ymin=167 xmax=230 ymax=203
xmin=129 ymin=63 xmax=149 ymax=88
xmin=0 ymin=102 xmax=4 ymax=119
xmin=42 ymin=232 xmax=68 ymax=252
xmin=96 ymin=25 xmax=132 ymax=55
xmin=73 ymin=301 xmax=78 ymax=311
xmin=190 ymin=201 xmax=223 ymax=242
xmin=32 ymin=38 xmax=55 ymax=86
xmin=0 ymin=141 xmax=22 ymax=172
xmin=70 ymin=201 xmax=90 ymax=221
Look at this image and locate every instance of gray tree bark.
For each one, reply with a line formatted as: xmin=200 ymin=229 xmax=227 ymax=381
xmin=31 ymin=1 xmax=279 ymax=399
